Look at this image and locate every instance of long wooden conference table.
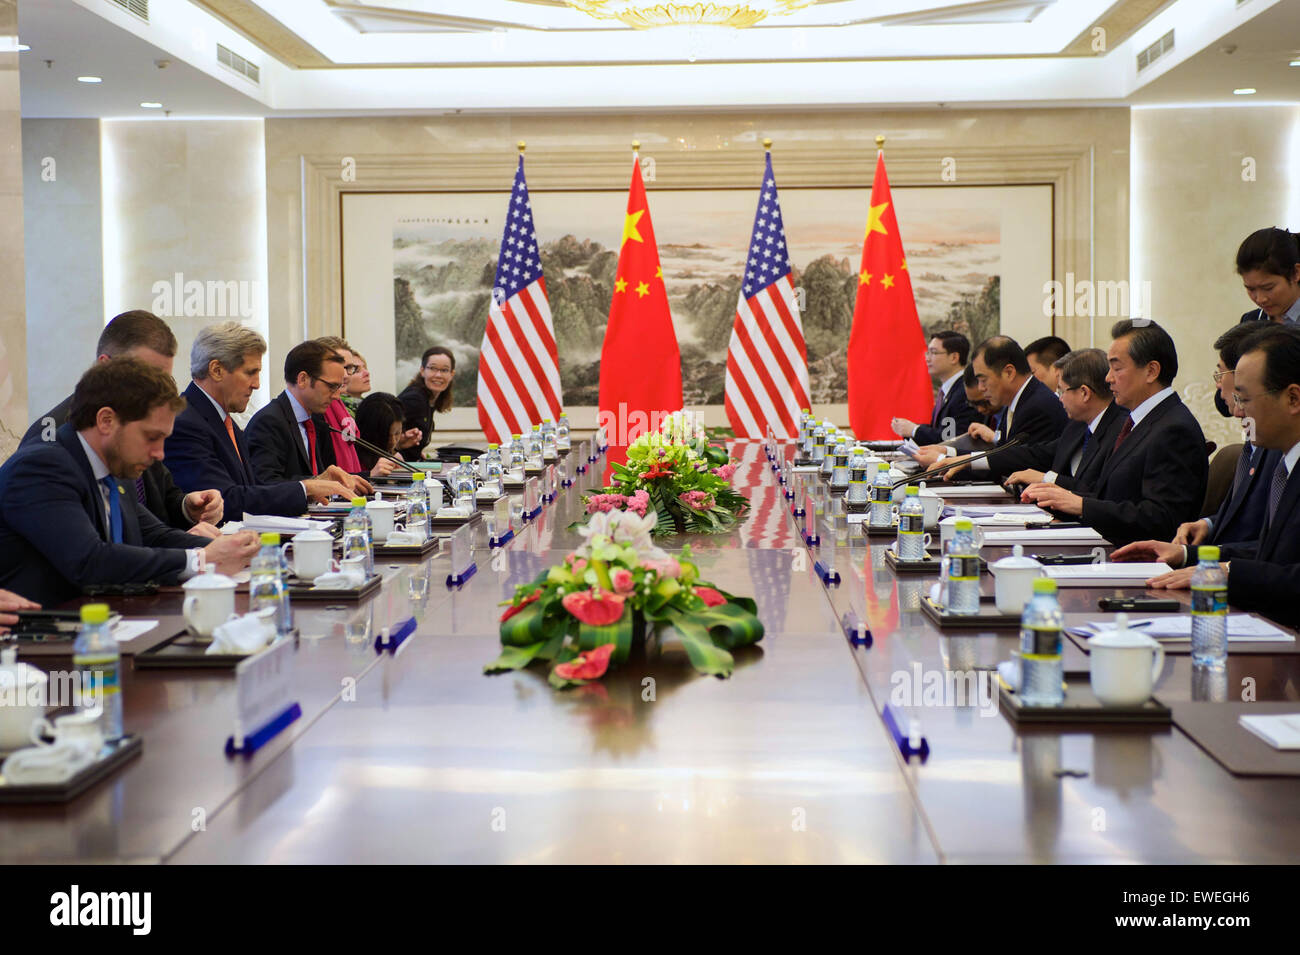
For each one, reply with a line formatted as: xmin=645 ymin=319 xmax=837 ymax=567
xmin=3 ymin=439 xmax=1298 ymax=864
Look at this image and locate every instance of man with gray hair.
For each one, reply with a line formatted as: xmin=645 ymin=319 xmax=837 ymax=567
xmin=165 ymin=321 xmax=355 ymax=518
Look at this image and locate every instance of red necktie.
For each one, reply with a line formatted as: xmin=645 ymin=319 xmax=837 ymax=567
xmin=1112 ymin=414 xmax=1134 ymax=452
xmin=305 ymin=420 xmax=319 ymax=475
xmin=224 ymin=415 xmax=242 ymax=462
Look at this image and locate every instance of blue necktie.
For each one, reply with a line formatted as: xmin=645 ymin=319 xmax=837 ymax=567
xmin=100 ymin=476 xmax=123 ymax=544
xmin=1266 ymin=461 xmax=1289 ymax=533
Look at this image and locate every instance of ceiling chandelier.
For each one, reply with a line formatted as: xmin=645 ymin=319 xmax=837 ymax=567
xmin=564 ymin=1 xmax=818 ymax=29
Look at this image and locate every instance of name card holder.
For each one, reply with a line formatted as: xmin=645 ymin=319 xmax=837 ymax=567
xmin=225 ymin=638 xmax=300 ymax=758
xmin=574 ymin=439 xmax=589 ymax=474
xmin=594 ymin=426 xmax=608 ymax=457
xmin=814 ymin=518 xmax=840 ymax=586
xmin=374 ymin=616 xmax=417 ymax=654
xmin=841 ymin=610 xmax=872 ymax=647
xmin=883 ymin=704 xmax=930 ymax=762
xmin=489 ymin=496 xmax=514 ymax=548
xmin=542 ymin=464 xmax=557 ymax=504
xmin=765 ymin=425 xmax=776 ymax=463
xmin=522 ymin=477 xmax=542 ymax=522
xmin=559 ymin=455 xmax=574 ymax=488
xmin=803 ymin=494 xmax=819 ymax=547
xmin=791 ymin=475 xmax=806 ymax=518
xmin=445 ymin=522 xmax=478 ymax=588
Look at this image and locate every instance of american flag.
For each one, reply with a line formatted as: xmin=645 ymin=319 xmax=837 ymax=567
xmin=723 ymin=153 xmax=811 ymax=439
xmin=477 ymin=156 xmax=563 ymax=445
xmin=733 ymin=440 xmax=796 ymax=550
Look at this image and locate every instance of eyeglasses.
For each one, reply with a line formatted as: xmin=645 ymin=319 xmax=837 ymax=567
xmin=344 ymin=363 xmax=360 ymax=375
xmin=313 ymin=376 xmax=346 ymax=395
xmin=1055 ymin=385 xmax=1081 ymax=398
xmin=1212 ymin=370 xmax=1230 ymax=384
xmin=926 ymin=348 xmax=949 ymax=357
xmin=1232 ymin=389 xmax=1278 ymax=409
xmin=425 ymin=365 xmax=453 ymax=375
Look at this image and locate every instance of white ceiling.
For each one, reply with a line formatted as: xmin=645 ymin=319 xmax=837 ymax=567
xmin=13 ymin=0 xmax=1300 ymax=116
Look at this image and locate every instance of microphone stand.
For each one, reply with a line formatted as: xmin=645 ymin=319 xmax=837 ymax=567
xmin=324 ymin=424 xmax=421 ymax=474
xmin=891 ymin=436 xmax=1024 ymax=489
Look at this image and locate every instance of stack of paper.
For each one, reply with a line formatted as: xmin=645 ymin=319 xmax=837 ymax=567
xmin=238 ymin=515 xmax=334 ymax=536
xmin=941 ymin=504 xmax=1053 ymax=525
xmin=1041 ymin=561 xmax=1165 ymax=584
xmin=1071 ymin=614 xmax=1295 ymax=643
xmin=934 ymin=484 xmax=1014 ymax=498
xmin=984 ymin=527 xmax=1108 ymax=545
xmin=1239 ymin=714 xmax=1300 ymax=750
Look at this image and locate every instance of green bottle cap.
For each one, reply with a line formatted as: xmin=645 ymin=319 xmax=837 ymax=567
xmin=877 ymin=461 xmax=890 ymax=470
xmin=1032 ymin=577 xmax=1057 ymax=595
xmin=259 ymin=532 xmax=280 ymax=546
xmin=905 ymin=485 xmax=919 ymax=496
xmin=1199 ymin=545 xmax=1221 ymax=562
xmin=352 ymin=497 xmax=366 ymax=507
xmin=80 ymin=603 xmax=110 ymax=625
xmin=460 ymin=455 xmax=471 ymax=463
xmin=488 ymin=443 xmax=498 ymax=450
xmin=955 ymin=517 xmax=973 ymax=531
xmin=411 ymin=471 xmax=424 ymax=481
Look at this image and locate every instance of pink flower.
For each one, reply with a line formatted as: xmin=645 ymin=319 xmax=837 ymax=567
xmin=553 ymin=643 xmax=615 ymax=681
xmin=570 ymin=557 xmax=588 ymax=573
xmin=561 ymin=589 xmax=626 ymax=626
xmin=626 ymin=489 xmax=650 ymax=517
xmin=641 ymin=556 xmax=681 ymax=579
xmin=611 ymin=568 xmax=635 ymax=594
xmin=693 ymin=586 xmax=727 ymax=607
xmin=711 ymin=463 xmax=736 ymax=482
xmin=585 ymin=493 xmax=627 ymax=514
xmin=678 ymin=490 xmax=715 ymax=511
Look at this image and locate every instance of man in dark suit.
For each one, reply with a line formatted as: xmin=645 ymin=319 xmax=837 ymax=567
xmin=891 ymin=331 xmax=981 ymax=445
xmin=1023 ymin=320 xmax=1208 ymax=546
xmin=1025 ymin=335 xmax=1071 ymax=392
xmin=1115 ymin=323 xmax=1281 ymax=565
xmin=166 ymin=323 xmax=358 ymax=520
xmin=1213 ymin=228 xmax=1300 ymax=416
xmin=245 ymin=340 xmax=373 ymax=492
xmin=920 ymin=335 xmax=1068 ymax=478
xmin=1137 ymin=326 xmax=1300 ymax=625
xmin=22 ymin=310 xmax=224 ymax=536
xmin=997 ymin=348 xmax=1126 ymax=490
xmin=0 ymin=359 xmax=259 ymax=606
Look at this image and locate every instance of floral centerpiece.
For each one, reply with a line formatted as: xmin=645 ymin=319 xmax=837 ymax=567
xmin=582 ymin=415 xmax=747 ymax=535
xmin=485 ymin=510 xmax=764 ymax=689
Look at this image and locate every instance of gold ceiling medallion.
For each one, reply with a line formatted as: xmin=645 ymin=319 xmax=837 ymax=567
xmin=565 ymin=1 xmax=818 ymax=29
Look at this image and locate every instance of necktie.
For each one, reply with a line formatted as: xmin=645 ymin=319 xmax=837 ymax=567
xmin=305 ymin=419 xmax=319 ymax=475
xmin=100 ymin=476 xmax=123 ymax=544
xmin=1004 ymin=404 xmax=1015 ymax=437
xmin=135 ymin=476 xmax=146 ymax=504
xmin=1071 ymin=428 xmax=1092 ymax=476
xmin=1231 ymin=442 xmax=1254 ymax=496
xmin=930 ymin=392 xmax=942 ymax=427
xmin=1112 ymin=414 xmax=1134 ymax=452
xmin=224 ymin=414 xmax=243 ymax=462
xmin=1266 ymin=460 xmax=1289 ymax=533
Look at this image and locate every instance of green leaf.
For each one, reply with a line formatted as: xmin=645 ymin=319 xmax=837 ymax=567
xmin=578 ymin=609 xmax=633 ymax=664
xmin=661 ymin=611 xmax=736 ymax=678
xmin=691 ymin=602 xmax=765 ymax=649
xmin=499 ymin=600 xmax=550 ymax=646
xmin=483 ymin=641 xmax=547 ymax=673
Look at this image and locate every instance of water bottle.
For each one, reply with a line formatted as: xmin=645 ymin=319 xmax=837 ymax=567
xmin=1019 ymin=577 xmax=1064 ymax=706
xmin=250 ymin=532 xmax=292 ymax=635
xmin=526 ymin=425 xmax=544 ymax=468
xmin=946 ymin=517 xmax=981 ymax=614
xmin=1190 ymin=544 xmax=1228 ymax=668
xmin=507 ymin=434 xmax=526 ymax=475
xmin=829 ymin=437 xmax=850 ymax=490
xmin=482 ymin=444 xmax=504 ymax=496
xmin=556 ymin=413 xmax=571 ymax=451
xmin=869 ymin=462 xmax=894 ymax=527
xmin=896 ymin=486 xmax=926 ymax=561
xmin=811 ymin=421 xmax=827 ymax=464
xmin=454 ymin=454 xmax=477 ymax=509
xmin=343 ymin=496 xmax=374 ymax=576
xmin=406 ymin=471 xmax=430 ymax=537
xmin=73 ymin=602 xmax=121 ymax=744
xmin=541 ymin=421 xmax=558 ymax=461
xmin=820 ymin=425 xmax=838 ymax=478
xmin=799 ymin=411 xmax=815 ymax=458
xmin=846 ymin=445 xmax=871 ymax=510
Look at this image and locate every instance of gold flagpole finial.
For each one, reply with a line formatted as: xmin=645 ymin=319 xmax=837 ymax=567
xmin=632 ymin=139 xmax=641 ymax=153
xmin=517 ymin=140 xmax=526 ymax=153
xmin=762 ymin=137 xmax=773 ymax=150
xmin=875 ymin=134 xmax=886 ymax=151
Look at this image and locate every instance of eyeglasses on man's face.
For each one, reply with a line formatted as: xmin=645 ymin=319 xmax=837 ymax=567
xmin=1231 ymin=389 xmax=1278 ymax=409
xmin=313 ymin=375 xmax=346 ymax=395
xmin=1212 ymin=369 xmax=1230 ymax=384
xmin=1055 ymin=385 xmax=1081 ymax=398
xmin=926 ymin=348 xmax=948 ymax=357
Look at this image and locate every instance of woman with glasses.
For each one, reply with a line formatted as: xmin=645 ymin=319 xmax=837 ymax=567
xmin=342 ymin=350 xmax=371 ymax=416
xmin=317 ymin=336 xmax=364 ymax=474
xmin=398 ymin=346 xmax=456 ymax=461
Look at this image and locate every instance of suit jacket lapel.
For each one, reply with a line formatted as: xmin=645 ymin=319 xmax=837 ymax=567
xmin=277 ymin=392 xmax=311 ymax=476
xmin=1101 ymin=395 xmax=1178 ymax=479
xmin=1261 ymin=463 xmax=1300 ymax=559
xmin=1078 ymin=402 xmax=1122 ymax=477
xmin=57 ymin=425 xmax=110 ymax=541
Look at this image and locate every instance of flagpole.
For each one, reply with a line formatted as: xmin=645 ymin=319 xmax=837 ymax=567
xmin=518 ymin=140 xmax=526 ymax=154
xmin=763 ymin=137 xmax=772 ymax=151
xmin=876 ymin=134 xmax=885 ymax=152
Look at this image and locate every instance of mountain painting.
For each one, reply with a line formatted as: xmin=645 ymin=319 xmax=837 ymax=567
xmin=388 ymin=184 xmax=1042 ymax=408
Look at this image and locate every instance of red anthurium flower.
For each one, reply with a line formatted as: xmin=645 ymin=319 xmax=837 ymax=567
xmin=562 ymin=588 xmax=626 ymax=626
xmin=693 ymin=586 xmax=727 ymax=607
xmin=500 ymin=589 xmax=541 ymax=623
xmin=553 ymin=642 xmax=616 ymax=681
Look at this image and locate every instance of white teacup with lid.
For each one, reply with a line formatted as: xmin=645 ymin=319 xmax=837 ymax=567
xmin=939 ymin=509 xmax=985 ymax=553
xmin=989 ymin=544 xmax=1044 ymax=614
xmin=0 ymin=647 xmax=47 ymax=753
xmin=182 ymin=565 xmax=238 ymax=637
xmin=365 ymin=493 xmax=397 ymax=542
xmin=1087 ymin=614 xmax=1165 ymax=706
xmin=916 ymin=482 xmax=944 ymax=528
xmin=283 ymin=528 xmax=334 ymax=580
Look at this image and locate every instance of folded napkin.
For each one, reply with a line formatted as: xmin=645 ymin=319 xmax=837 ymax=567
xmin=435 ymin=506 xmax=473 ymax=518
xmin=207 ymin=609 xmax=277 ymax=655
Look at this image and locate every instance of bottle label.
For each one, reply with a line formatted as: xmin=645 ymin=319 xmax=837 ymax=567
xmin=899 ymin=513 xmax=924 ymax=535
xmin=872 ymin=486 xmax=892 ymax=504
xmin=74 ymin=655 xmax=121 ymax=696
xmin=1191 ymin=587 xmax=1227 ymax=616
xmin=1020 ymin=625 xmax=1062 ymax=657
xmin=947 ymin=556 xmax=980 ymax=580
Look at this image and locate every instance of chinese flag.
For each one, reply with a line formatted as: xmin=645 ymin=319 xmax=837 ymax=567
xmin=598 ymin=156 xmax=682 ymax=468
xmin=847 ymin=149 xmax=931 ymax=440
